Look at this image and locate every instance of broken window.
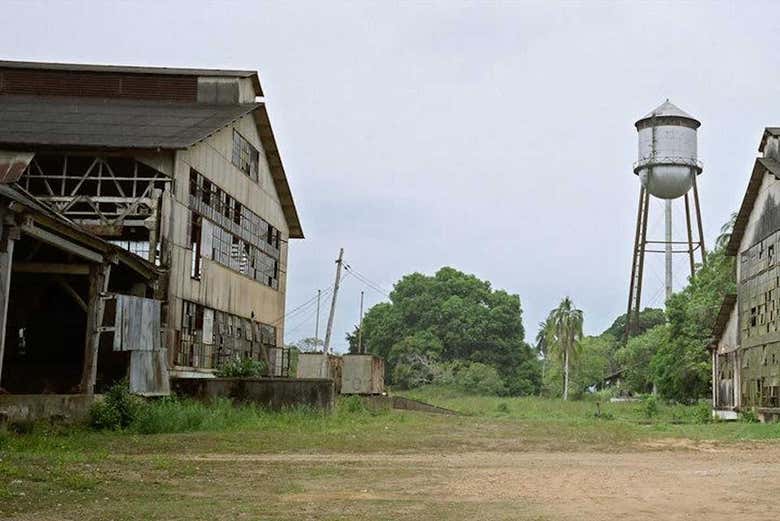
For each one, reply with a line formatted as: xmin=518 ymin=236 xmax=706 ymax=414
xmin=232 ymin=130 xmax=259 ymax=181
xmin=190 ymin=211 xmax=202 ymax=279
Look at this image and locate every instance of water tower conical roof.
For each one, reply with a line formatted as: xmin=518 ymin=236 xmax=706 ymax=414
xmin=636 ymin=100 xmax=700 ymax=128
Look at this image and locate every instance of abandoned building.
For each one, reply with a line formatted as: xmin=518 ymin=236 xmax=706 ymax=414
xmin=0 ymin=60 xmax=303 ymax=401
xmin=711 ymin=127 xmax=780 ymax=421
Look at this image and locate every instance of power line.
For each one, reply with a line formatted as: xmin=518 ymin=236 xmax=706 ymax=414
xmin=343 ymin=264 xmax=391 ymax=298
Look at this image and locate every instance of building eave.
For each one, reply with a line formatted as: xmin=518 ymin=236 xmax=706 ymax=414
xmin=726 ymin=156 xmax=780 ymax=256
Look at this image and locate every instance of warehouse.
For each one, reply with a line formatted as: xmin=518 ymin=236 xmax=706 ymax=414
xmin=0 ymin=60 xmax=302 ymax=400
xmin=711 ymin=128 xmax=780 ymax=421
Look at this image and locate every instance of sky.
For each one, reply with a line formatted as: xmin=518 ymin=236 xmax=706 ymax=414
xmin=1 ymin=1 xmax=778 ymax=348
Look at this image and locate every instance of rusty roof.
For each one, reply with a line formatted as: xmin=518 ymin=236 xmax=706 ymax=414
xmin=0 ymin=60 xmax=263 ymax=97
xmin=725 ymin=156 xmax=780 ymax=256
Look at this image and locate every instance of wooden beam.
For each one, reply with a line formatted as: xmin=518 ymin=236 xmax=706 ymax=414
xmin=21 ymin=221 xmax=103 ymax=263
xmin=13 ymin=262 xmax=90 ymax=275
xmin=79 ymin=262 xmax=111 ymax=394
xmin=0 ymin=215 xmax=17 ymax=388
xmin=54 ymin=276 xmax=87 ymax=312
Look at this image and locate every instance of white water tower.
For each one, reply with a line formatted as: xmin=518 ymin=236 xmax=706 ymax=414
xmin=625 ymin=100 xmax=707 ymax=338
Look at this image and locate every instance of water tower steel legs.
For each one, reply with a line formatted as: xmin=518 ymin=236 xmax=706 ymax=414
xmin=624 ymin=174 xmax=707 ymax=340
xmin=626 ymin=186 xmax=650 ymax=339
xmin=665 ymin=199 xmax=673 ymax=301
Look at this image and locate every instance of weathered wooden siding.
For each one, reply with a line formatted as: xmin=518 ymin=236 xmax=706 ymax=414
xmin=165 ymin=114 xmax=289 ymax=366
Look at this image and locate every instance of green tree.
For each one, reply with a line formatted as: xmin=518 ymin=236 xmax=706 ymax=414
xmin=651 ymin=246 xmax=735 ymax=401
xmin=351 ymin=267 xmax=540 ymax=394
xmin=543 ymin=297 xmax=584 ymax=400
xmin=602 ymin=307 xmax=666 ymax=341
xmin=615 ymin=324 xmax=669 ymax=394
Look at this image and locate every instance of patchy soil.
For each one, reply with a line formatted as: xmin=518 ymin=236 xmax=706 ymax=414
xmin=138 ymin=444 xmax=780 ymax=520
xmin=4 ymin=413 xmax=780 ymax=520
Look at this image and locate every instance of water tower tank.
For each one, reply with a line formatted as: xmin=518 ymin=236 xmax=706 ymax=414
xmin=634 ymin=100 xmax=701 ymax=199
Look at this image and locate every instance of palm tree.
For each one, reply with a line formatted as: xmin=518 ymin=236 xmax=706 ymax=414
xmin=543 ymin=297 xmax=584 ymax=400
xmin=535 ymin=318 xmax=553 ymax=391
xmin=715 ymin=211 xmax=738 ymax=249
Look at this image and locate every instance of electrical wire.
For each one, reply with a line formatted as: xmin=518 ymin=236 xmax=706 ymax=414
xmin=342 ymin=264 xmax=391 ymax=298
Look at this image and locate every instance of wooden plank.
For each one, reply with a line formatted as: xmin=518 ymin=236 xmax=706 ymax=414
xmin=21 ymin=222 xmax=103 ymax=263
xmin=0 ymin=221 xmax=16 ymax=388
xmin=13 ymin=262 xmax=90 ymax=275
xmin=79 ymin=262 xmax=111 ymax=394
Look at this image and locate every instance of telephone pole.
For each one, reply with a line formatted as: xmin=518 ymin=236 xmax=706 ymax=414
xmin=314 ymin=289 xmax=321 ymax=341
xmin=358 ymin=290 xmax=364 ymax=353
xmin=323 ymin=248 xmax=343 ymax=355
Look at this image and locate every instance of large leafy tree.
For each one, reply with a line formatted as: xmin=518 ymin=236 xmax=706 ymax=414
xmin=651 ymin=246 xmax=735 ymax=401
xmin=349 ymin=267 xmax=540 ymax=395
xmin=543 ymin=297 xmax=584 ymax=400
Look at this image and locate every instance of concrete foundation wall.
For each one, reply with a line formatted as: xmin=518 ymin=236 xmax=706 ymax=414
xmin=171 ymin=377 xmax=334 ymax=411
xmin=0 ymin=394 xmax=98 ymax=423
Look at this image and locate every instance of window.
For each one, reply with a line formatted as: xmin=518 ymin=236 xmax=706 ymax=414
xmin=232 ymin=130 xmax=259 ymax=181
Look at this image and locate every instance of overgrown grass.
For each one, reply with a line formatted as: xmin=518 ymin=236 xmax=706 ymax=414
xmin=399 ymin=384 xmax=714 ymax=423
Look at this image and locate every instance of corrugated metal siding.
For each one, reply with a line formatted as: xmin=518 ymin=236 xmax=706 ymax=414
xmin=0 ymin=69 xmax=197 ymax=102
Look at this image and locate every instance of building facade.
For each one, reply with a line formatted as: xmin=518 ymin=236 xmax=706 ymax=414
xmin=0 ymin=60 xmax=302 ymax=395
xmin=712 ymin=128 xmax=780 ymax=419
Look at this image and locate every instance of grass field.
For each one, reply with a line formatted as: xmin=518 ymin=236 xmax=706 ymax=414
xmin=2 ymin=388 xmax=780 ymax=520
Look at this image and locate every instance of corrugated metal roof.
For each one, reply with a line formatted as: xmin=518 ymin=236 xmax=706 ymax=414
xmin=0 ymin=95 xmax=259 ymax=149
xmin=725 ymin=156 xmax=780 ymax=256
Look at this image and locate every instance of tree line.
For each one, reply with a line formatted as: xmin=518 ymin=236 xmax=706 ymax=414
xmin=340 ymin=215 xmax=735 ymax=401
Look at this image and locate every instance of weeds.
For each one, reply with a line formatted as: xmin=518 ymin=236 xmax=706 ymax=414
xmin=215 ymin=357 xmax=267 ymax=378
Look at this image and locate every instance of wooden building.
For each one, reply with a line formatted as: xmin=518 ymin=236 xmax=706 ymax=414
xmin=0 ymin=60 xmax=302 ymax=397
xmin=711 ymin=128 xmax=780 ymax=421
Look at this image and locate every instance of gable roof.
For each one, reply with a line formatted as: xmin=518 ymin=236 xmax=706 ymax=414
xmin=725 ymin=156 xmax=780 ymax=256
xmin=0 ymin=95 xmax=260 ymax=149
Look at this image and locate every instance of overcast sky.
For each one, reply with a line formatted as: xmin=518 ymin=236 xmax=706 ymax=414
xmin=1 ymin=1 xmax=778 ymax=347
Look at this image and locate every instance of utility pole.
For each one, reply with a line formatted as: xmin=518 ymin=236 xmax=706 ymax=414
xmin=314 ymin=289 xmax=321 ymax=341
xmin=358 ymin=290 xmax=364 ymax=353
xmin=323 ymin=248 xmax=343 ymax=355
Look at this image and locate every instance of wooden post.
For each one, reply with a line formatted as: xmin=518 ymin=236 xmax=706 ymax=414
xmin=0 ymin=213 xmax=18 ymax=389
xmin=80 ymin=262 xmax=111 ymax=394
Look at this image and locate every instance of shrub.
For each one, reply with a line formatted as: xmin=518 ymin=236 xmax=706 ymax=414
xmin=89 ymin=380 xmax=144 ymax=430
xmin=216 ymin=357 xmax=267 ymax=378
xmin=741 ymin=408 xmax=759 ymax=423
xmin=391 ymin=354 xmax=436 ymax=390
xmin=642 ymin=394 xmax=658 ymax=419
xmin=691 ymin=401 xmax=712 ymax=424
xmin=454 ymin=362 xmax=506 ymax=396
xmin=338 ymin=395 xmax=367 ymax=414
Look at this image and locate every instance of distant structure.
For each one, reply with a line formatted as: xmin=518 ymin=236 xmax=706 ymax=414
xmin=625 ymin=100 xmax=707 ymax=339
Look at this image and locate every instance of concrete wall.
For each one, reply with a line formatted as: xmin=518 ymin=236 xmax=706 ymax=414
xmin=341 ymin=354 xmax=384 ymax=395
xmin=0 ymin=394 xmax=98 ymax=423
xmin=171 ymin=377 xmax=334 ymax=411
xmin=163 ymin=113 xmax=290 ymax=369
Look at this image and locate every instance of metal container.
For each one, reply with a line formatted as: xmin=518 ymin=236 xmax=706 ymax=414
xmin=340 ymin=354 xmax=384 ymax=395
xmin=634 ymin=100 xmax=701 ymax=200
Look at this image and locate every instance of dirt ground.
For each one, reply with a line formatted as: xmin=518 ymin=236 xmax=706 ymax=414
xmin=5 ymin=413 xmax=780 ymax=520
xmin=164 ymin=441 xmax=780 ymax=521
